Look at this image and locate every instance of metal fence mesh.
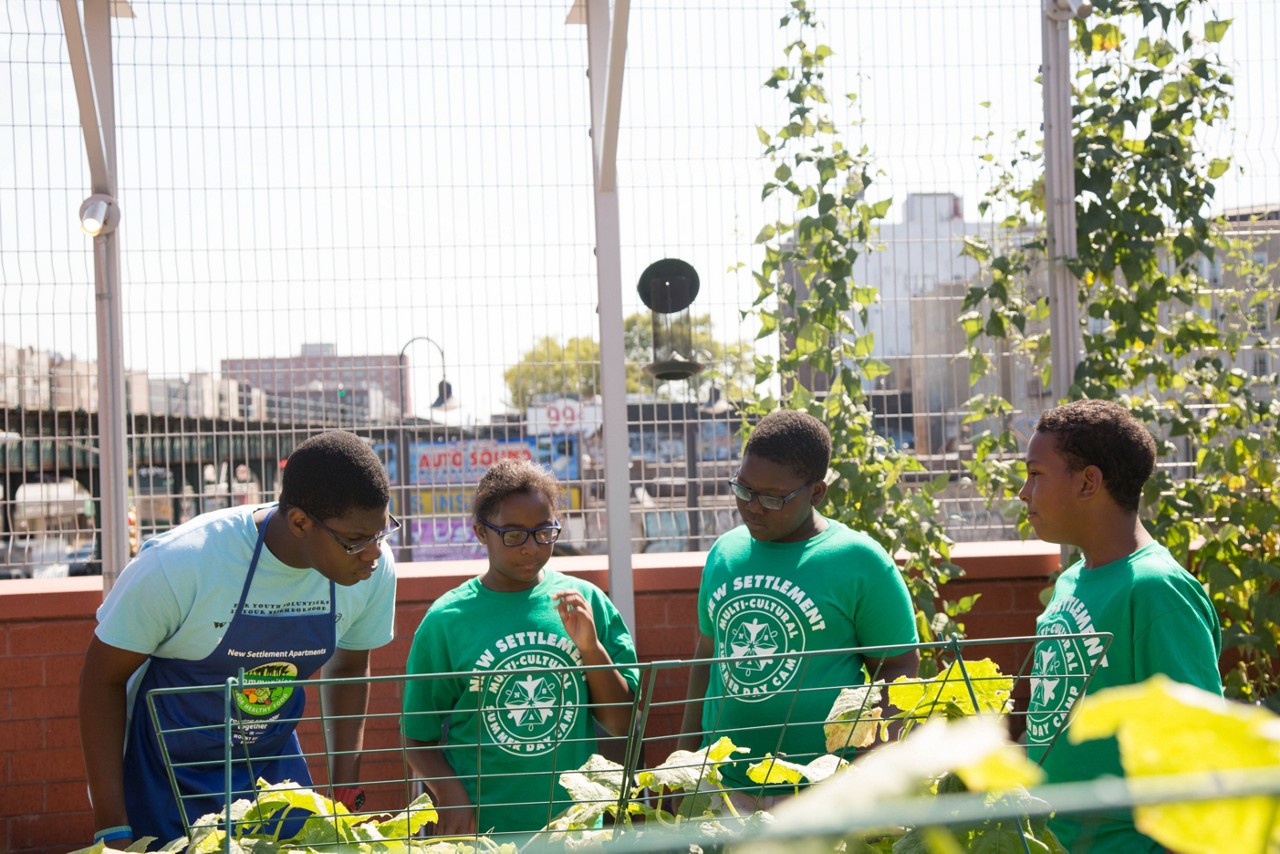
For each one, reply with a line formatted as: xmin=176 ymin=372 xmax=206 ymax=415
xmin=149 ymin=634 xmax=1106 ymax=849
xmin=1 ymin=0 xmax=1277 ymax=577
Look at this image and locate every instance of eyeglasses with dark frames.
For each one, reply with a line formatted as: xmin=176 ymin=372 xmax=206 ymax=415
xmin=477 ymin=517 xmax=562 ymax=547
xmin=303 ymin=510 xmax=401 ymax=555
xmin=727 ymin=478 xmax=815 ymax=511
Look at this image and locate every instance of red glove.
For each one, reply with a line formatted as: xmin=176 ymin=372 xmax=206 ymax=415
xmin=333 ymin=785 xmax=366 ymax=811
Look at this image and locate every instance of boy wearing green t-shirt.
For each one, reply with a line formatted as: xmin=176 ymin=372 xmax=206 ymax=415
xmin=1021 ymin=399 xmax=1222 ymax=853
xmin=678 ymin=410 xmax=920 ymax=810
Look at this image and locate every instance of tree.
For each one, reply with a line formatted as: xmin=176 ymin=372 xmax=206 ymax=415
xmin=623 ymin=312 xmax=755 ymax=401
xmin=504 ymin=313 xmax=754 ymax=410
xmin=503 ymin=337 xmax=602 ymax=411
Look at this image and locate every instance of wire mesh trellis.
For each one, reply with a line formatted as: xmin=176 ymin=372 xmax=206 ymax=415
xmin=145 ymin=632 xmax=1118 ymax=851
xmin=1 ymin=0 xmax=1277 ymax=579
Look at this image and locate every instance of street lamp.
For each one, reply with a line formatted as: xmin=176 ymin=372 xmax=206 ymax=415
xmin=396 ymin=335 xmax=456 ymax=562
xmin=398 ymin=335 xmax=457 ymax=420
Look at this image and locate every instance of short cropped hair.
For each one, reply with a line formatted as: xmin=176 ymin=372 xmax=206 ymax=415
xmin=472 ymin=457 xmax=562 ymax=522
xmin=743 ymin=409 xmax=832 ymax=485
xmin=1035 ymin=399 xmax=1156 ymax=512
xmin=279 ymin=431 xmax=390 ymax=520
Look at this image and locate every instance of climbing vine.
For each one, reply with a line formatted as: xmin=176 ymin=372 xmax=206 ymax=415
xmin=960 ymin=0 xmax=1278 ymax=705
xmin=744 ymin=0 xmax=970 ymax=672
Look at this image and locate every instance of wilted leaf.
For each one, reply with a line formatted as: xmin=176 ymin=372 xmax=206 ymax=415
xmin=824 ymin=683 xmax=885 ymax=752
xmin=747 ymin=753 xmax=847 ymax=787
xmin=560 ymin=753 xmax=628 ymax=805
xmin=371 ymin=791 xmax=439 ymax=840
xmin=635 ymin=736 xmax=747 ymax=792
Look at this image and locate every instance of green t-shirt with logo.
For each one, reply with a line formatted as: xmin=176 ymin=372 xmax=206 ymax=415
xmin=697 ymin=518 xmax=918 ymax=792
xmin=1026 ymin=541 xmax=1222 ymax=853
xmin=401 ymin=570 xmax=639 ymax=836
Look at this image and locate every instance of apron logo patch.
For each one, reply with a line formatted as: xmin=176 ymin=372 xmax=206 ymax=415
xmin=235 ymin=662 xmax=299 ymax=716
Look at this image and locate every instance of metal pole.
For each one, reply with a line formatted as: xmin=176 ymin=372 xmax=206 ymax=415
xmin=1042 ymin=0 xmax=1089 ymax=404
xmin=397 ymin=335 xmax=448 ymax=564
xmin=1043 ymin=0 xmax=1090 ymax=570
xmin=62 ymin=0 xmax=130 ymax=590
xmin=586 ymin=0 xmax=635 ymax=630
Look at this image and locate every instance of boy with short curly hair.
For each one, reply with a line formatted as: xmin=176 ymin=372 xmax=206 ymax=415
xmin=1022 ymin=399 xmax=1222 ymax=853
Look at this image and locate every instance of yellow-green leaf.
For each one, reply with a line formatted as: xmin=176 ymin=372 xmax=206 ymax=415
xmin=954 ymin=743 xmax=1044 ymax=792
xmin=1204 ymin=19 xmax=1232 ymax=43
xmin=1069 ymin=675 xmax=1280 ymax=854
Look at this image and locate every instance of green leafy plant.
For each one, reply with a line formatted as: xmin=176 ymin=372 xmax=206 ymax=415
xmin=959 ymin=0 xmax=1279 ymax=706
xmin=75 ymin=781 xmax=450 ymax=854
xmin=743 ymin=0 xmax=969 ymax=674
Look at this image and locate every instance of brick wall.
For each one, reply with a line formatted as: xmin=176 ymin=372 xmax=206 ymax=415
xmin=0 ymin=543 xmax=1059 ymax=854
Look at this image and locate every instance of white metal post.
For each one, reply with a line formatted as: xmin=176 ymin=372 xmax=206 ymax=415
xmin=1042 ymin=0 xmax=1090 ymax=403
xmin=585 ymin=0 xmax=635 ymax=630
xmin=61 ymin=0 xmax=130 ymax=591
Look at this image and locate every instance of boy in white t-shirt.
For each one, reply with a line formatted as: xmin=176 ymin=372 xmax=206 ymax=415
xmin=79 ymin=431 xmax=398 ymax=848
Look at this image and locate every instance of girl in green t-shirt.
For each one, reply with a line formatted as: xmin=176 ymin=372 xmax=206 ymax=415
xmin=402 ymin=458 xmax=639 ymax=841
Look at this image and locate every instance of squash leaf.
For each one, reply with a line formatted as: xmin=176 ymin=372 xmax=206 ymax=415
xmin=635 ymin=736 xmax=747 ymax=792
xmin=1069 ymin=675 xmax=1280 ymax=853
xmin=824 ymin=683 xmax=885 ymax=752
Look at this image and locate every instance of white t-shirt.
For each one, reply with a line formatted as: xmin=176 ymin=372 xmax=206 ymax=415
xmin=96 ymin=504 xmax=396 ymax=661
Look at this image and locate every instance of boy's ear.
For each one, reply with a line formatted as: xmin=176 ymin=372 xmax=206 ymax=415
xmin=1078 ymin=464 xmax=1104 ymax=499
xmin=283 ymin=506 xmax=311 ymax=538
xmin=810 ymin=479 xmax=828 ymax=506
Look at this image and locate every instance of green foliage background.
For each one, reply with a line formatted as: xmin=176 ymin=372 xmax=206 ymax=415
xmin=741 ymin=0 xmax=969 ymax=675
xmin=959 ymin=0 xmax=1279 ymax=705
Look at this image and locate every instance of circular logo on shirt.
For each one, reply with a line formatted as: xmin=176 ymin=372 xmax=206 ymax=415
xmin=234 ymin=662 xmax=298 ymax=716
xmin=1026 ymin=612 xmax=1091 ymax=744
xmin=476 ymin=646 xmax=581 ymax=757
xmin=715 ymin=591 xmax=808 ymax=703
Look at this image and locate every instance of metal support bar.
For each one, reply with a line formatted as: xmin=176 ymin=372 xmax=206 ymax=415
xmin=1042 ymin=0 xmax=1087 ymax=404
xmin=61 ymin=0 xmax=130 ymax=590
xmin=586 ymin=0 xmax=635 ymax=630
xmin=592 ymin=0 xmax=630 ymax=192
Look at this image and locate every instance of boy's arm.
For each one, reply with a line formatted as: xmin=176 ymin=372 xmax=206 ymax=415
xmin=403 ymin=737 xmax=476 ymax=837
xmin=79 ymin=636 xmax=150 ymax=844
xmin=676 ymin=632 xmax=715 ymax=752
xmin=865 ymin=649 xmax=920 ymax=685
xmin=320 ymin=647 xmax=372 ymax=791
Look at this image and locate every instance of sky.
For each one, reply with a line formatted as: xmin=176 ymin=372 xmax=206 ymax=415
xmin=1 ymin=0 xmax=1276 ymax=428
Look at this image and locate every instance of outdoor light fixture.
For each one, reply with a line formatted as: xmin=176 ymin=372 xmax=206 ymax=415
xmin=431 ymin=378 xmax=460 ymax=411
xmin=698 ymin=383 xmax=733 ymax=416
xmin=399 ymin=335 xmax=457 ymax=416
xmin=79 ymin=193 xmax=119 ymax=237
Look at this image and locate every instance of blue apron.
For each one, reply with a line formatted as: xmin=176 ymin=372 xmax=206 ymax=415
xmin=123 ymin=508 xmax=336 ymax=843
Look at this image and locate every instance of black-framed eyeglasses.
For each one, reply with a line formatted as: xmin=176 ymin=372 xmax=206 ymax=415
xmin=304 ymin=510 xmax=401 ymax=555
xmin=727 ymin=478 xmax=815 ymax=511
xmin=477 ymin=517 xmax=562 ymax=547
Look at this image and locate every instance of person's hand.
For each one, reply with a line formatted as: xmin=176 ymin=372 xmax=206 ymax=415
xmin=553 ymin=591 xmax=598 ymax=650
xmin=427 ymin=778 xmax=477 ymax=838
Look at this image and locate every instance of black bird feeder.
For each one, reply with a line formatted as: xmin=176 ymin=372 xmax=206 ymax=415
xmin=637 ymin=258 xmax=704 ymax=381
